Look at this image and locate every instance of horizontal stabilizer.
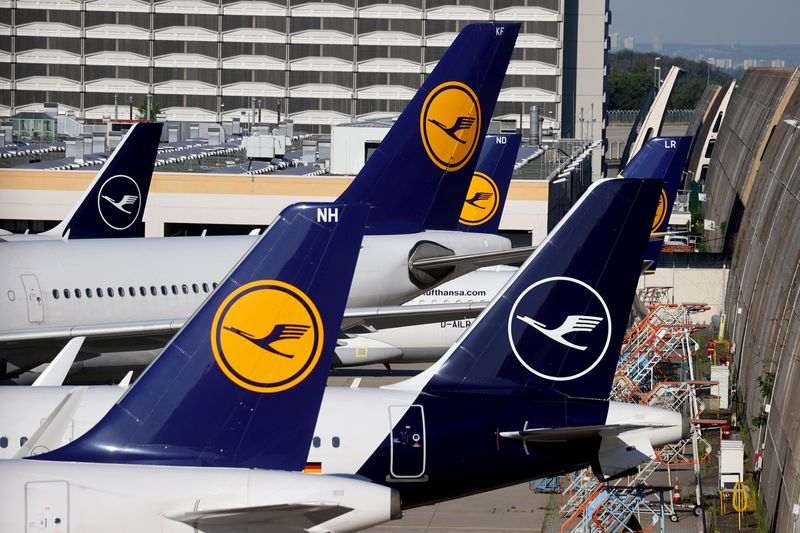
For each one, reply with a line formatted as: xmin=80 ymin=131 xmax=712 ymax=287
xmin=410 ymin=246 xmax=535 ymax=272
xmin=166 ymin=503 xmax=352 ymax=531
xmin=499 ymin=423 xmax=649 ymax=443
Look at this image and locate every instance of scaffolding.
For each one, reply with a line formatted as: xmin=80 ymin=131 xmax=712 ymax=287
xmin=552 ymin=303 xmax=713 ymax=532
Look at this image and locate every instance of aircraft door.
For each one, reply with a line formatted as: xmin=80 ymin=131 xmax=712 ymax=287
xmin=388 ymin=404 xmax=427 ymax=480
xmin=20 ymin=274 xmax=44 ymax=323
xmin=25 ymin=481 xmax=69 ymax=532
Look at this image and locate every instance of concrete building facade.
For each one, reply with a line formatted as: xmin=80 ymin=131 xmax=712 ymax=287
xmin=0 ymin=0 xmax=608 ymax=143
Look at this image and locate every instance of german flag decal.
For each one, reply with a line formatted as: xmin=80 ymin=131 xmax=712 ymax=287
xmin=304 ymin=462 xmax=322 ymax=473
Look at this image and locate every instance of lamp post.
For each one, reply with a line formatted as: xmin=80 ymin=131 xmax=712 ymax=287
xmin=654 ymin=56 xmax=662 ymax=89
xmin=128 ymin=96 xmax=133 ymax=120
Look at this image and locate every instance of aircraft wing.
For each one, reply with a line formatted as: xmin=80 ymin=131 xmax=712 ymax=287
xmin=410 ymin=246 xmax=536 ymax=272
xmin=166 ymin=503 xmax=352 ymax=531
xmin=342 ymin=301 xmax=488 ymax=333
xmin=0 ymin=303 xmax=488 ymax=372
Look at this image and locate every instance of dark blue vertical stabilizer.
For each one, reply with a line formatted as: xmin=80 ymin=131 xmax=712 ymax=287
xmin=620 ymin=137 xmax=692 ymax=273
xmin=42 ymin=122 xmax=162 ymax=239
xmin=422 ymin=140 xmax=686 ymax=401
xmin=38 ymin=202 xmax=367 ymax=470
xmin=337 ymin=23 xmax=519 ymax=235
xmin=455 ymin=133 xmax=521 ymax=233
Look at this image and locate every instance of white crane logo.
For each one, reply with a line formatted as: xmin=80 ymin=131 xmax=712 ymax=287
xmin=507 ymin=276 xmax=612 ymax=382
xmin=102 ymin=194 xmax=138 ymax=215
xmin=97 ymin=174 xmax=142 ymax=231
xmin=515 ymin=314 xmax=604 ymax=351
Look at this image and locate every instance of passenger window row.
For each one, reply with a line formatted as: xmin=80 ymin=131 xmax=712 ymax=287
xmin=311 ymin=436 xmax=341 ymax=448
xmin=51 ymin=282 xmax=219 ymax=300
xmin=0 ymin=435 xmax=27 ymax=449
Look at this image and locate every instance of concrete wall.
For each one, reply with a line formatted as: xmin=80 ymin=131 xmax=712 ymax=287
xmin=637 ymin=267 xmax=729 ymax=325
xmin=708 ymin=67 xmax=800 ymax=532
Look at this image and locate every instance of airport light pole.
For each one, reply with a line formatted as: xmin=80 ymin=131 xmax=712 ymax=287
xmin=128 ymin=96 xmax=133 ymax=121
xmin=654 ymin=57 xmax=661 ymax=89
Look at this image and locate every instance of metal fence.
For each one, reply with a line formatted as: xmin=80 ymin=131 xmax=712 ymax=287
xmin=607 ymin=109 xmax=696 ymax=124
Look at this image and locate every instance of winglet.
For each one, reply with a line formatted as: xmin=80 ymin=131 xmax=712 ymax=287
xmin=402 ymin=139 xmax=683 ymax=402
xmin=42 ymin=122 xmax=163 ymax=239
xmin=455 ymin=133 xmax=521 ymax=233
xmin=37 ymin=202 xmax=368 ymax=470
xmin=338 ymin=23 xmax=520 ymax=235
xmin=32 ymin=336 xmax=84 ymax=386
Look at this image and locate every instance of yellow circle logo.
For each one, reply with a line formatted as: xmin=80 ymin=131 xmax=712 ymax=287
xmin=651 ymin=188 xmax=669 ymax=233
xmin=210 ymin=280 xmax=323 ymax=393
xmin=459 ymin=172 xmax=500 ymax=226
xmin=420 ymin=81 xmax=481 ymax=172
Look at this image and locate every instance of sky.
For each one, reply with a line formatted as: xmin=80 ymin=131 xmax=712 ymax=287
xmin=610 ymin=0 xmax=800 ymax=46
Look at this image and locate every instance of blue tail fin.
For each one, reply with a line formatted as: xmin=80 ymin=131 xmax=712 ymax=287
xmin=38 ymin=202 xmax=367 ymax=470
xmin=621 ymin=137 xmax=691 ymax=273
xmin=42 ymin=122 xmax=162 ymax=239
xmin=417 ymin=139 xmax=689 ymax=401
xmin=338 ymin=23 xmax=519 ymax=235
xmin=455 ymin=133 xmax=521 ymax=233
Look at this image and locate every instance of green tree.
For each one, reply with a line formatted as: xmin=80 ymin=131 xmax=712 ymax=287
xmin=137 ymin=98 xmax=162 ymax=120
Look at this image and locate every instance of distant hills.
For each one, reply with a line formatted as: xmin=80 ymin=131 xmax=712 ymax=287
xmin=608 ymin=51 xmax=735 ymax=111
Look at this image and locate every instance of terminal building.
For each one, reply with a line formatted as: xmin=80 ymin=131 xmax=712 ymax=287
xmin=0 ymin=0 xmax=608 ymax=143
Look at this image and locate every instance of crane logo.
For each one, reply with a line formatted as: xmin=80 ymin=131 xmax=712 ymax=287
xmin=459 ymin=171 xmax=499 ymax=226
xmin=420 ymin=81 xmax=481 ymax=172
xmin=211 ymin=280 xmax=323 ymax=393
xmin=97 ymin=174 xmax=141 ymax=231
xmin=507 ymin=277 xmax=612 ymax=381
xmin=651 ymin=188 xmax=669 ymax=233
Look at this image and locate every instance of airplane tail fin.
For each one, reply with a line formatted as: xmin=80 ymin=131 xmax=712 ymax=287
xmin=38 ymin=202 xmax=367 ymax=470
xmin=621 ymin=137 xmax=692 ymax=273
xmin=338 ymin=23 xmax=519 ymax=234
xmin=408 ymin=138 xmax=688 ymax=401
xmin=455 ymin=133 xmax=521 ymax=233
xmin=42 ymin=122 xmax=162 ymax=239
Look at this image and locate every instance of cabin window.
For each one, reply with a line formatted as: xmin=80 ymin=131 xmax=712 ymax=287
xmin=150 ymin=286 xmax=157 ymax=296
xmin=181 ymin=284 xmax=189 ymax=295
xmin=129 ymin=287 xmax=136 ymax=297
xmin=160 ymin=286 xmax=168 ymax=296
xmin=52 ymin=289 xmax=59 ymax=299
xmin=96 ymin=288 xmax=103 ymax=298
xmin=19 ymin=436 xmax=27 ymax=447
xmin=0 ymin=437 xmax=7 ymax=448
xmin=332 ymin=436 xmax=340 ymax=448
xmin=85 ymin=288 xmax=92 ymax=299
xmin=312 ymin=437 xmax=321 ymax=448
xmin=107 ymin=287 xmax=114 ymax=297
xmin=140 ymin=287 xmax=146 ymax=296
xmin=171 ymin=285 xmax=178 ymax=295
xmin=118 ymin=287 xmax=125 ymax=297
xmin=202 ymin=283 xmax=209 ymax=293
xmin=212 ymin=282 xmax=219 ymax=289
xmin=74 ymin=288 xmax=82 ymax=298
xmin=63 ymin=289 xmax=71 ymax=299
xmin=192 ymin=283 xmax=199 ymax=294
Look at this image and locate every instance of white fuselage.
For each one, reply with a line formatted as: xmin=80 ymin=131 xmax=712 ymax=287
xmin=337 ymin=266 xmax=516 ymax=365
xmin=0 ymin=231 xmax=509 ymax=367
xmin=0 ymin=459 xmax=397 ymax=533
